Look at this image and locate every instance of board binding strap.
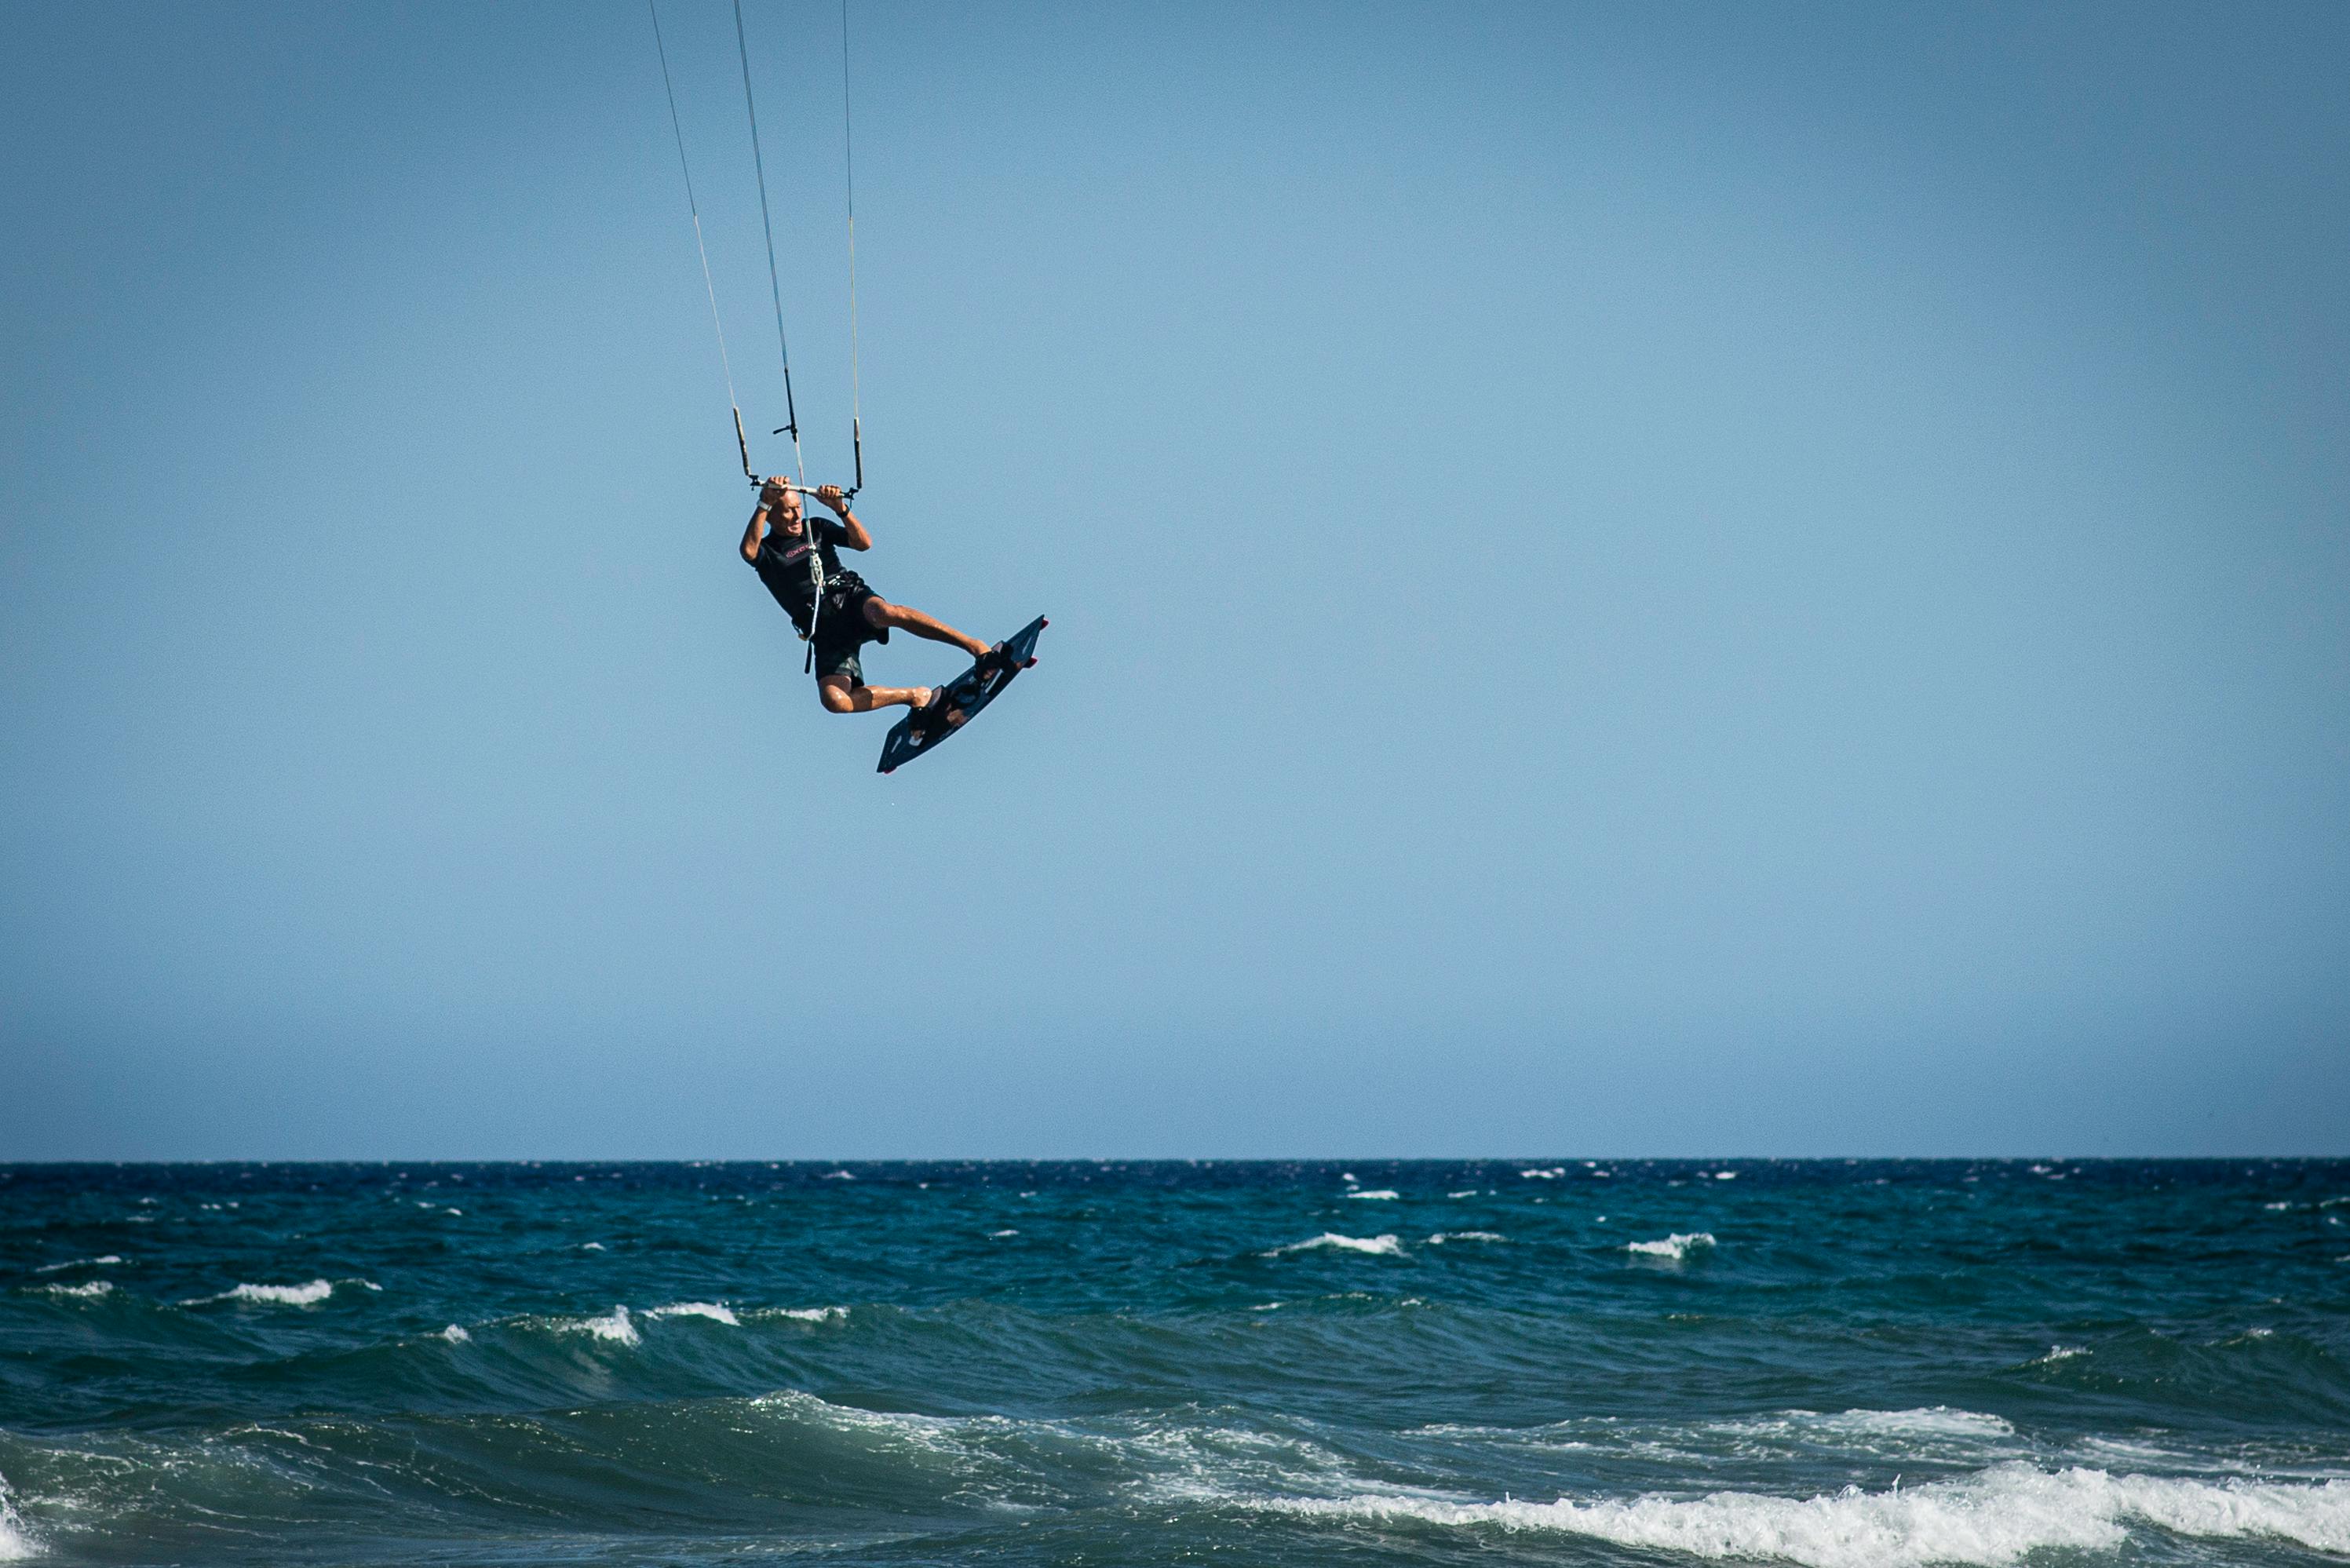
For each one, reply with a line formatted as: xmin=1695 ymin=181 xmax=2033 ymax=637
xmin=878 ymin=615 xmax=1047 ymax=774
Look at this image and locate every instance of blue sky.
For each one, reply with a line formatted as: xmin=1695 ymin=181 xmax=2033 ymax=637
xmin=4 ymin=2 xmax=2345 ymax=1158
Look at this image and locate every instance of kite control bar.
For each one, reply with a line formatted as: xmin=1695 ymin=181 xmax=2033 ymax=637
xmin=735 ymin=407 xmax=862 ymax=502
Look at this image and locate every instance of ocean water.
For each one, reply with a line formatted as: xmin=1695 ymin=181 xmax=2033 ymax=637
xmin=2 ymin=1161 xmax=2346 ymax=1566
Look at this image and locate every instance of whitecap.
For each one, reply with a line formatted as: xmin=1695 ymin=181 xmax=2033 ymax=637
xmin=772 ymin=1305 xmax=848 ymax=1322
xmin=1520 ymin=1168 xmax=1565 ymax=1180
xmin=1714 ymin=1171 xmax=1738 ymax=1180
xmin=1627 ymin=1233 xmax=1716 ymax=1261
xmin=442 ymin=1325 xmax=471 ymax=1343
xmin=571 ymin=1305 xmax=639 ymax=1345
xmin=1426 ymin=1231 xmax=1506 ymax=1245
xmin=192 ymin=1279 xmax=337 ymax=1307
xmin=581 ymin=1242 xmax=606 ymax=1252
xmin=0 ymin=1473 xmax=35 ymax=1562
xmin=648 ymin=1302 xmax=739 ymax=1326
xmin=991 ymin=1228 xmax=1020 ymax=1238
xmin=1345 ymin=1191 xmax=1399 ymax=1201
xmin=1253 ymin=1467 xmax=2350 ymax=1565
xmin=38 ymin=1281 xmax=112 ymax=1299
xmin=822 ymin=1170 xmax=856 ymax=1180
xmin=1717 ymin=1407 xmax=2016 ymax=1459
xmin=35 ymin=1256 xmax=122 ymax=1274
xmin=1270 ymin=1234 xmax=1403 ymax=1256
xmin=1447 ymin=1189 xmax=1479 ymax=1198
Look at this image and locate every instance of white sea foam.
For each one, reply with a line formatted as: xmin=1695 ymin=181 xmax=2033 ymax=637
xmin=1714 ymin=1171 xmax=1738 ymax=1180
xmin=2031 ymin=1346 xmax=2087 ymax=1364
xmin=192 ymin=1279 xmax=338 ymax=1307
xmin=1628 ymin=1232 xmax=1717 ymax=1261
xmin=581 ymin=1242 xmax=606 ymax=1251
xmin=0 ymin=1472 xmax=35 ymax=1561
xmin=770 ymin=1305 xmax=849 ymax=1322
xmin=1520 ymin=1168 xmax=1566 ymax=1180
xmin=822 ymin=1170 xmax=856 ymax=1180
xmin=1447 ymin=1189 xmax=1479 ymax=1198
xmin=1426 ymin=1231 xmax=1506 ymax=1244
xmin=1270 ymin=1234 xmax=1403 ymax=1256
xmin=1253 ymin=1467 xmax=2350 ymax=1566
xmin=648 ymin=1302 xmax=739 ymax=1326
xmin=1345 ymin=1190 xmax=1399 ymax=1201
xmin=441 ymin=1325 xmax=471 ymax=1343
xmin=1713 ymin=1408 xmax=2019 ymax=1464
xmin=1410 ymin=1406 xmax=2023 ymax=1469
xmin=34 ymin=1256 xmax=122 ymax=1274
xmin=38 ymin=1281 xmax=112 ymax=1299
xmin=991 ymin=1229 xmax=1020 ymax=1238
xmin=571 ymin=1305 xmax=640 ymax=1345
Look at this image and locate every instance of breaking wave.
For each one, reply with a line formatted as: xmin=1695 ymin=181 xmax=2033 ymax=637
xmin=0 ymin=1475 xmax=34 ymax=1562
xmin=647 ymin=1302 xmax=739 ymax=1326
xmin=567 ymin=1306 xmax=639 ymax=1345
xmin=1255 ymin=1467 xmax=2350 ymax=1566
xmin=1629 ymin=1232 xmax=1717 ymax=1260
xmin=185 ymin=1278 xmax=345 ymax=1307
xmin=1270 ymin=1234 xmax=1403 ymax=1256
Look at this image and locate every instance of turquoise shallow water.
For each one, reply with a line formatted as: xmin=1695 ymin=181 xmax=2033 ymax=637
xmin=2 ymin=1160 xmax=2347 ymax=1566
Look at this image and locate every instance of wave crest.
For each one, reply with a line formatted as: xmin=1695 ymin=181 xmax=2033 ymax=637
xmin=188 ymin=1280 xmax=338 ymax=1307
xmin=1258 ymin=1466 xmax=2350 ymax=1566
xmin=647 ymin=1303 xmax=739 ymax=1326
xmin=1269 ymin=1234 xmax=1403 ymax=1256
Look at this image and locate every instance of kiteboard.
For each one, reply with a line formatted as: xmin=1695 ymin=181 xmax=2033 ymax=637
xmin=877 ymin=616 xmax=1047 ymax=774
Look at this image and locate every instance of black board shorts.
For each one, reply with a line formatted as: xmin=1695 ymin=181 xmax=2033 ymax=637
xmin=808 ymin=571 xmax=887 ymax=684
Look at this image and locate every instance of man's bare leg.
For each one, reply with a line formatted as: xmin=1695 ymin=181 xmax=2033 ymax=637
xmin=818 ymin=676 xmax=929 ymax=714
xmin=866 ymin=598 xmax=990 ymax=661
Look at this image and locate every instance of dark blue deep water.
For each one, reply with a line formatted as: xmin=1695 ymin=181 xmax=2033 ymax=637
xmin=2 ymin=1161 xmax=2346 ymax=1566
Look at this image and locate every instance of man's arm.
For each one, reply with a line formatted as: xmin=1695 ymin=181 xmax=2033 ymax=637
xmin=816 ymin=484 xmax=871 ymax=551
xmin=740 ymin=502 xmax=770 ymax=562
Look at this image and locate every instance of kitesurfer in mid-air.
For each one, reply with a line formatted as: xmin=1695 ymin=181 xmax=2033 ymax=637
xmin=742 ymin=477 xmax=992 ymax=721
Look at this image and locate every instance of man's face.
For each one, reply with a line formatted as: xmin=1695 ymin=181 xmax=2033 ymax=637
xmin=765 ymin=485 xmax=802 ymax=527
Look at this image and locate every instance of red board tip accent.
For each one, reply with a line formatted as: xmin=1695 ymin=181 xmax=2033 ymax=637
xmin=1024 ymin=658 xmax=1038 ymax=667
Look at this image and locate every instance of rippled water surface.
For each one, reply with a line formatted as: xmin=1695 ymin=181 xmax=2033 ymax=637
xmin=2 ymin=1160 xmax=2346 ymax=1566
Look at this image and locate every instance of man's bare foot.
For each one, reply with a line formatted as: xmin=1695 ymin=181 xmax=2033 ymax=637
xmin=909 ymin=686 xmax=968 ymax=728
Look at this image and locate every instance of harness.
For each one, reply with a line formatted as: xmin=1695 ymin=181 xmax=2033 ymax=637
xmin=801 ymin=526 xmax=827 ymax=673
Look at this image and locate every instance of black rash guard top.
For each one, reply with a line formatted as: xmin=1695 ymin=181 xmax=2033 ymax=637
xmin=750 ymin=515 xmax=851 ymax=635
